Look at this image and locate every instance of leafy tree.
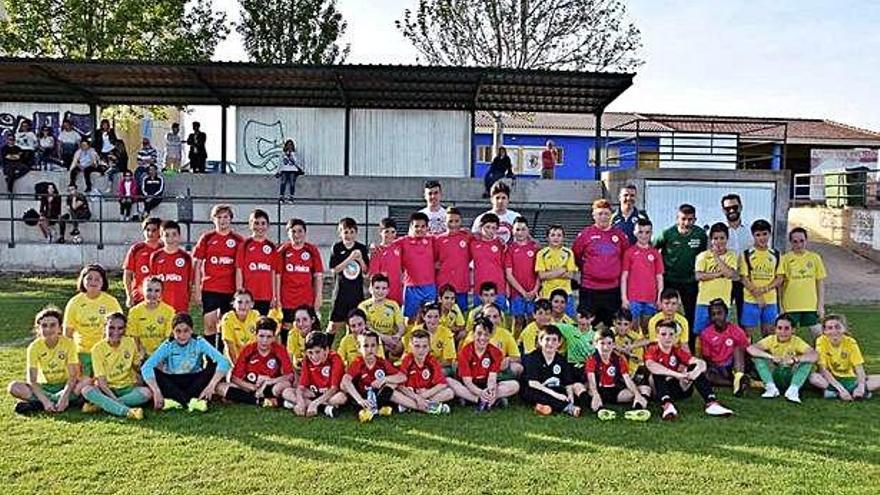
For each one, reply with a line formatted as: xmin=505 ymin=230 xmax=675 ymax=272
xmin=237 ymin=0 xmax=349 ymax=64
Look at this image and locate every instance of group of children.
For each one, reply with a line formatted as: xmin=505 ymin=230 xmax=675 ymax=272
xmin=7 ymin=181 xmax=879 ymax=422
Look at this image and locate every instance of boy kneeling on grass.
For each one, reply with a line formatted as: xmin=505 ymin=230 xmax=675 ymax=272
xmin=809 ymin=314 xmax=880 ymax=401
xmin=341 ymin=331 xmax=407 ymax=423
xmin=396 ymin=329 xmax=454 ymax=414
xmin=216 ymin=317 xmax=295 ymax=408
xmin=293 ymin=331 xmax=348 ymax=417
xmin=447 ymin=316 xmax=520 ymax=412
xmin=645 ymin=319 xmax=734 ymax=420
xmin=747 ymin=313 xmax=818 ymax=403
xmin=586 ymin=328 xmax=651 ymax=422
xmin=520 ymin=325 xmax=585 ymax=417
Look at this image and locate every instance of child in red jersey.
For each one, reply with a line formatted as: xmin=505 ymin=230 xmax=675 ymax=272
xmin=368 ymin=218 xmax=403 ymax=305
xmin=505 ymin=216 xmax=539 ymax=333
xmin=398 ymin=212 xmax=437 ymax=324
xmin=621 ymin=218 xmax=664 ymax=334
xmin=123 ymin=217 xmax=163 ymax=308
xmin=149 ymin=220 xmax=193 ymax=314
xmin=447 ymin=316 xmax=520 ymax=411
xmin=645 ymin=319 xmax=734 ymax=420
xmin=294 ymin=331 xmax=348 ymax=418
xmin=433 ymin=207 xmax=471 ymax=311
xmin=341 ymin=331 xmax=407 ymax=422
xmin=193 ymin=204 xmax=244 ymax=350
xmin=585 ymin=328 xmax=651 ymax=420
xmin=469 ymin=213 xmax=508 ymax=310
xmin=216 ymin=317 xmax=294 ymax=408
xmin=235 ymin=209 xmax=278 ymax=316
xmin=275 ymin=218 xmax=324 ymax=346
xmin=396 ymin=329 xmax=454 ymax=414
xmin=699 ymin=299 xmax=750 ymax=396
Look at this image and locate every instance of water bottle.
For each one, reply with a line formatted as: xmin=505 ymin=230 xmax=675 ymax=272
xmin=366 ymin=387 xmax=377 ymax=413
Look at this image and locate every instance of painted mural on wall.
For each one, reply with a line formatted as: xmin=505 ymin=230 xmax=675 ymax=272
xmin=0 ymin=110 xmax=93 ymax=145
xmin=241 ymin=119 xmax=285 ymax=173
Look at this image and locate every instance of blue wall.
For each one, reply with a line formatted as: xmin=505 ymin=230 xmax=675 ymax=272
xmin=473 ymin=133 xmax=658 ymax=180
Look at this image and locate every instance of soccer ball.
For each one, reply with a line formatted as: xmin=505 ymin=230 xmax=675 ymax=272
xmin=70 ymin=234 xmax=83 ymax=244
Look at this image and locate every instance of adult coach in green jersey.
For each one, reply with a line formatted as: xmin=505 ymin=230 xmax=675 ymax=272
xmin=654 ymin=204 xmax=707 ymax=329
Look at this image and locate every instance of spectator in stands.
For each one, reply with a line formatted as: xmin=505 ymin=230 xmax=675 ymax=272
xmin=15 ymin=120 xmax=38 ymax=168
xmin=612 ymin=184 xmax=649 ymax=245
xmin=106 ymin=138 xmax=129 ymax=185
xmin=419 ymin=180 xmax=446 ymax=234
xmin=721 ymin=194 xmax=751 ymax=323
xmin=58 ymin=119 xmax=81 ymax=170
xmin=186 ymin=121 xmax=207 ymax=173
xmin=541 ymin=140 xmax=558 ymax=180
xmin=3 ymin=134 xmax=30 ymax=193
xmin=37 ymin=182 xmax=62 ymax=243
xmin=93 ymin=119 xmax=117 ymax=162
xmin=58 ymin=184 xmax=91 ymax=244
xmin=69 ymin=139 xmax=101 ymax=192
xmin=37 ymin=126 xmax=56 ymax=171
xmin=471 ymin=181 xmax=520 ymax=244
xmin=141 ymin=165 xmax=164 ymax=218
xmin=117 ymin=170 xmax=140 ymax=221
xmin=483 ymin=147 xmax=513 ymax=199
xmin=278 ymin=139 xmax=303 ymax=202
xmin=655 ymin=203 xmax=707 ymax=331
xmin=135 ymin=138 xmax=158 ymax=187
xmin=165 ymin=123 xmax=182 ymax=172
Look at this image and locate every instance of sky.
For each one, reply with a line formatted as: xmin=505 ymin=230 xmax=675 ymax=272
xmin=206 ymin=0 xmax=880 ymax=130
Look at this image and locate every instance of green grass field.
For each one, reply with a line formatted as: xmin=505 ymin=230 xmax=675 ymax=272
xmin=0 ymin=274 xmax=878 ymax=494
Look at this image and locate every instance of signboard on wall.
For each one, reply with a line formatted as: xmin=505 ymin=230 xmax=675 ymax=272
xmin=516 ymin=146 xmax=544 ymax=176
xmin=809 ymin=148 xmax=879 ymax=201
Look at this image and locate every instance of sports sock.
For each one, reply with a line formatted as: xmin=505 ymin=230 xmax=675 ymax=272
xmin=83 ymin=388 xmax=129 ymax=417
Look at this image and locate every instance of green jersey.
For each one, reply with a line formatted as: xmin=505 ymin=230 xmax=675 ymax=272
xmin=558 ymin=323 xmax=595 ymax=366
xmin=654 ymin=225 xmax=707 ymax=284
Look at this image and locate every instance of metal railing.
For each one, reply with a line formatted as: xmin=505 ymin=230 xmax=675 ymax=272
xmin=792 ymin=168 xmax=880 ymax=208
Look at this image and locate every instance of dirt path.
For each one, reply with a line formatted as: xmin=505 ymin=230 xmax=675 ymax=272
xmin=811 ymin=241 xmax=880 ymax=305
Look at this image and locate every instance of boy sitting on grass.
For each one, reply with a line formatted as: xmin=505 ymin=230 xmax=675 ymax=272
xmin=357 ymin=274 xmax=405 ymax=356
xmin=809 ymin=314 xmax=880 ymax=401
xmin=338 ymin=308 xmax=386 ymax=366
xmin=220 ymin=288 xmax=261 ymax=363
xmin=520 ymin=325 xmax=585 ymax=417
xmin=216 ymin=317 xmax=294 ymax=408
xmin=447 ymin=316 xmax=520 ymax=412
xmin=341 ymin=331 xmax=407 ymax=422
xmin=585 ymin=328 xmax=651 ymax=421
xmin=698 ymin=299 xmax=750 ymax=396
xmin=611 ymin=308 xmax=649 ymax=384
xmin=293 ymin=331 xmax=348 ymax=417
xmin=747 ymin=313 xmax=817 ymax=403
xmin=396 ymin=329 xmax=454 ymax=414
xmin=647 ymin=288 xmax=690 ymax=351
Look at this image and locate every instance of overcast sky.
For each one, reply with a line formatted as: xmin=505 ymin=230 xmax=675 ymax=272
xmin=210 ymin=0 xmax=880 ymax=131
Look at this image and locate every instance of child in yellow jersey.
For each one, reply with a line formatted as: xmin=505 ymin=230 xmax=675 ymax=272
xmin=549 ymin=289 xmax=575 ymax=326
xmin=63 ymin=264 xmax=123 ymax=377
xmin=809 ymin=314 xmax=880 ymax=401
xmin=128 ymin=277 xmax=175 ymax=359
xmin=81 ymin=313 xmax=152 ymax=419
xmin=221 ymin=289 xmax=261 ymax=363
xmin=357 ymin=274 xmax=405 ymax=356
xmin=463 ymin=302 xmax=522 ymax=378
xmin=612 ymin=308 xmax=648 ymax=383
xmin=778 ymin=227 xmax=827 ymax=337
xmin=403 ymin=302 xmax=457 ymax=372
xmin=536 ymin=225 xmax=577 ymax=313
xmin=287 ymin=305 xmax=322 ymax=368
xmin=647 ymin=288 xmax=690 ymax=351
xmin=438 ymin=284 xmax=466 ymax=342
xmin=747 ymin=313 xmax=818 ymax=403
xmin=465 ymin=281 xmax=510 ymax=335
xmin=694 ymin=223 xmax=739 ymax=343
xmin=339 ymin=309 xmax=386 ymax=366
xmin=739 ymin=220 xmax=783 ymax=338
xmin=9 ymin=307 xmax=81 ymax=414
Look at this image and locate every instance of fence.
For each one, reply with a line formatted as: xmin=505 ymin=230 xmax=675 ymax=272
xmin=792 ymin=168 xmax=880 ymax=208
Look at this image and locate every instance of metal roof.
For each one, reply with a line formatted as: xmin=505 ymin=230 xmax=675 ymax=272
xmin=0 ymin=58 xmax=634 ymax=114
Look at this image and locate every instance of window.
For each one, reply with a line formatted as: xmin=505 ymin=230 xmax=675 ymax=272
xmin=476 ymin=145 xmax=493 ymax=163
xmin=589 ymin=146 xmax=620 ymax=167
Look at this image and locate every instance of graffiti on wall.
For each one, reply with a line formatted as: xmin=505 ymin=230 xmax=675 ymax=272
xmin=0 ymin=110 xmax=93 ymax=145
xmin=241 ymin=119 xmax=285 ymax=173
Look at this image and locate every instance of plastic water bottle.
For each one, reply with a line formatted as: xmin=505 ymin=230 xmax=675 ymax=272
xmin=366 ymin=387 xmax=377 ymax=413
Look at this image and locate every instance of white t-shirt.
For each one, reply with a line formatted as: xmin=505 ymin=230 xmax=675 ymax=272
xmin=471 ymin=208 xmax=521 ymax=244
xmin=15 ymin=131 xmax=37 ymax=150
xmin=100 ymin=131 xmax=114 ymax=153
xmin=165 ymin=131 xmax=182 ymax=158
xmin=727 ymin=221 xmax=753 ymax=256
xmin=419 ymin=205 xmax=447 ymax=234
xmin=59 ymin=130 xmax=81 ymax=146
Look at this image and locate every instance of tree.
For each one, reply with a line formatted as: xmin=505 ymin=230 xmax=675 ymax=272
xmin=0 ymin=0 xmax=230 ymax=61
xmin=237 ymin=0 xmax=349 ymax=64
xmin=396 ymin=0 xmax=642 ymax=71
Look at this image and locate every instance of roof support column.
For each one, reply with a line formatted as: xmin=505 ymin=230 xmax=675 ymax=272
xmin=469 ymin=108 xmax=476 ymax=178
xmin=220 ymin=104 xmax=228 ymax=174
xmin=344 ymin=106 xmax=351 ymax=176
xmin=89 ymin=102 xmax=98 ymax=137
xmin=594 ymin=110 xmax=603 ymax=181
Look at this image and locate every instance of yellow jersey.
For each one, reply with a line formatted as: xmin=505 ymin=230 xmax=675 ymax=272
xmin=63 ymin=292 xmax=123 ymax=353
xmin=402 ymin=325 xmax=457 ymax=364
xmin=739 ymin=248 xmax=781 ymax=304
xmin=695 ymin=250 xmax=738 ymax=305
xmin=358 ymin=298 xmax=404 ymax=336
xmin=756 ymin=334 xmax=812 ymax=361
xmin=463 ymin=326 xmax=520 ymax=358
xmin=535 ymin=245 xmax=577 ymax=298
xmin=465 ymin=305 xmax=511 ymax=334
xmin=614 ymin=328 xmax=646 ymax=372
xmin=647 ymin=312 xmax=690 ymax=347
xmin=91 ymin=336 xmax=139 ymax=389
xmin=127 ymin=301 xmax=175 ymax=355
xmin=26 ymin=336 xmax=79 ymax=385
xmin=518 ymin=322 xmax=569 ymax=355
xmin=440 ymin=304 xmax=465 ymax=330
xmin=779 ymin=250 xmax=827 ymax=312
xmin=268 ymin=307 xmax=284 ymax=331
xmin=816 ymin=335 xmax=864 ymax=378
xmin=287 ymin=328 xmax=308 ymax=368
xmin=337 ymin=332 xmax=386 ymax=366
xmin=220 ymin=309 xmax=260 ymax=360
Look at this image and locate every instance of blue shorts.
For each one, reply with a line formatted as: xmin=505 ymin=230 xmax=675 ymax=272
xmin=629 ymin=301 xmax=657 ymax=320
xmin=509 ymin=296 xmax=535 ymax=318
xmin=694 ymin=304 xmax=734 ymax=335
xmin=564 ymin=294 xmax=576 ymax=317
xmin=404 ymin=284 xmax=438 ymax=318
xmin=741 ymin=302 xmax=779 ymax=328
xmin=456 ymin=293 xmax=470 ymax=313
xmin=473 ymin=294 xmax=509 ymax=313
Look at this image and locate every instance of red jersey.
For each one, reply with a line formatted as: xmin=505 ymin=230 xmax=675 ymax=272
xmin=193 ymin=230 xmax=244 ymax=294
xmin=469 ymin=236 xmax=507 ymax=295
xmin=399 ymin=353 xmax=447 ymax=389
xmin=504 ymin=239 xmax=539 ymax=296
xmin=235 ymin=237 xmax=278 ymax=302
xmin=699 ymin=323 xmax=750 ymax=366
xmin=123 ymin=241 xmax=162 ymax=304
xmin=622 ymin=244 xmax=664 ymax=303
xmin=232 ymin=341 xmax=293 ymax=382
xmin=148 ymin=248 xmax=193 ymax=313
xmin=299 ymin=351 xmax=345 ymax=392
xmin=277 ymin=241 xmax=324 ymax=309
xmin=345 ymin=356 xmax=400 ymax=395
xmin=369 ymin=243 xmax=403 ymax=304
xmin=572 ymin=225 xmax=630 ymax=290
xmin=434 ymin=230 xmax=471 ymax=293
xmin=398 ymin=235 xmax=435 ymax=287
xmin=585 ymin=351 xmax=629 ymax=388
xmin=457 ymin=342 xmax=503 ymax=383
xmin=644 ymin=343 xmax=693 ymax=371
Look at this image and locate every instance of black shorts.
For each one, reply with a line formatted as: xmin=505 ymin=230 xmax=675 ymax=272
xmin=253 ymin=300 xmax=271 ymax=316
xmin=578 ymin=287 xmax=621 ymax=328
xmin=330 ymin=290 xmax=364 ymax=323
xmin=598 ymin=384 xmax=626 ymax=404
xmin=282 ymin=308 xmax=297 ymax=324
xmin=202 ymin=291 xmax=233 ymax=314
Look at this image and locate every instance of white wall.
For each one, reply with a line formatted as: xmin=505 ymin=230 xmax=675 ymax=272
xmin=658 ymin=132 xmax=738 ymax=170
xmin=349 ymin=109 xmax=471 ymax=177
xmin=0 ymin=102 xmax=90 ymax=134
